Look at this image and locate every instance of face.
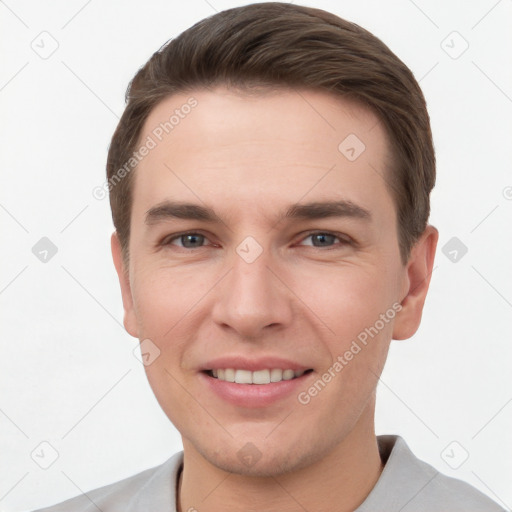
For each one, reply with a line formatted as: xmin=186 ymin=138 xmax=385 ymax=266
xmin=112 ymin=87 xmax=435 ymax=476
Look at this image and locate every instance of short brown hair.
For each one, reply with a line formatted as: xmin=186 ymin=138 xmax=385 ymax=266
xmin=107 ymin=2 xmax=435 ymax=265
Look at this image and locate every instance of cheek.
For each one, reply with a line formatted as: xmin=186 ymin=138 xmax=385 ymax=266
xmin=131 ymin=266 xmax=211 ymax=334
xmin=294 ymin=264 xmax=396 ymax=402
xmin=142 ymin=361 xmax=198 ymax=434
xmin=131 ymin=269 xmax=198 ymax=421
xmin=294 ymin=264 xmax=395 ymax=342
xmin=296 ymin=280 xmax=393 ymax=427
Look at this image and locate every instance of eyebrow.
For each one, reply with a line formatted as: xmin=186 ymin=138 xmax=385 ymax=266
xmin=144 ymin=199 xmax=371 ymax=226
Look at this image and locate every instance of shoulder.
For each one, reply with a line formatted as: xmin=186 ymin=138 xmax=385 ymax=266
xmin=410 ymin=462 xmax=505 ymax=511
xmin=31 ymin=452 xmax=183 ymax=512
xmin=357 ymin=436 xmax=505 ymax=512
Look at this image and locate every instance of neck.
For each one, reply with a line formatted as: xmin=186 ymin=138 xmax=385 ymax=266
xmin=177 ymin=404 xmax=383 ymax=512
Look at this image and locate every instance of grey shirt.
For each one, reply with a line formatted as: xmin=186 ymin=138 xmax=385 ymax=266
xmin=33 ymin=435 xmax=505 ymax=511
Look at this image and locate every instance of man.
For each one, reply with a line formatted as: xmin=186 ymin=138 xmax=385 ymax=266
xmin=34 ymin=2 xmax=504 ymax=511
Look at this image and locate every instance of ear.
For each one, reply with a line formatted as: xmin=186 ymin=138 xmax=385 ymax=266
xmin=393 ymin=225 xmax=438 ymax=340
xmin=111 ymin=231 xmax=138 ymax=338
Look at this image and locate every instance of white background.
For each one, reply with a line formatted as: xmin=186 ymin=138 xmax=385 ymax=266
xmin=1 ymin=0 xmax=511 ymax=510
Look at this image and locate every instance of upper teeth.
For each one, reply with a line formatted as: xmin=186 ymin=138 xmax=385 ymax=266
xmin=212 ymin=368 xmax=304 ymax=384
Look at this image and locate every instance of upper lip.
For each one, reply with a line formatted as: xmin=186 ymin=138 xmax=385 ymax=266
xmin=202 ymin=356 xmax=312 ymax=372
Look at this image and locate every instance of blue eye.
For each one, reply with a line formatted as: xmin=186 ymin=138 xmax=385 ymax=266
xmin=167 ymin=233 xmax=207 ymax=249
xmin=305 ymin=233 xmax=337 ymax=247
xmin=299 ymin=232 xmax=348 ymax=248
xmin=161 ymin=231 xmax=350 ymax=251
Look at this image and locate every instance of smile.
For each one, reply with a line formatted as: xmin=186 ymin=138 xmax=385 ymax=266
xmin=207 ymin=368 xmax=312 ymax=384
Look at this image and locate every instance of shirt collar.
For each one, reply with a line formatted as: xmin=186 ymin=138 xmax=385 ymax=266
xmin=356 ymin=435 xmax=440 ymax=511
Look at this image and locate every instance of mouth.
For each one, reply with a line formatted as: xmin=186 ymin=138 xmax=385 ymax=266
xmin=204 ymin=368 xmax=314 ymax=384
xmin=199 ymin=357 xmax=315 ymax=407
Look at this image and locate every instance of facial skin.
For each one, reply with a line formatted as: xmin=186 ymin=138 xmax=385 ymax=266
xmin=112 ymin=87 xmax=438 ymax=511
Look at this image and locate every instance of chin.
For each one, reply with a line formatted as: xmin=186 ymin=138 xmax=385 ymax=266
xmin=194 ymin=437 xmax=326 ymax=478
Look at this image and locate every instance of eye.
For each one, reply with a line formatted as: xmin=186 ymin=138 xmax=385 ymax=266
xmin=160 ymin=231 xmax=351 ymax=251
xmin=163 ymin=232 xmax=211 ymax=249
xmin=298 ymin=231 xmax=350 ymax=248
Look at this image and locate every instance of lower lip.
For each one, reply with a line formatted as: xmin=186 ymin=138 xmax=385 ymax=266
xmin=200 ymin=371 xmax=313 ymax=408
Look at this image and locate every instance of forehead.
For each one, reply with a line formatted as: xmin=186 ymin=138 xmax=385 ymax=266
xmin=131 ymin=87 xmax=395 ymax=226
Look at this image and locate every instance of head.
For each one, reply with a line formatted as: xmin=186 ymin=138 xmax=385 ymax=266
xmin=109 ymin=2 xmax=438 ymax=476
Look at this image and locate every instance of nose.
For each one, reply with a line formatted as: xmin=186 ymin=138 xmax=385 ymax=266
xmin=211 ymin=246 xmax=293 ymax=340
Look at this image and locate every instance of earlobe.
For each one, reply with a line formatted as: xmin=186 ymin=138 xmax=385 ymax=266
xmin=111 ymin=232 xmax=139 ymax=338
xmin=392 ymin=225 xmax=438 ymax=340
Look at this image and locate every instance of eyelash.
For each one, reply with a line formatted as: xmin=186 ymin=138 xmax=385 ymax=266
xmin=160 ymin=231 xmax=352 ymax=251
